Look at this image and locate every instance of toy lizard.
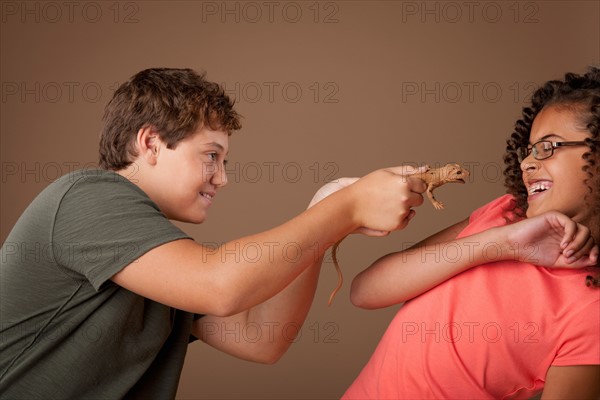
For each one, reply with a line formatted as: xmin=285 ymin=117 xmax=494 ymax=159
xmin=328 ymin=163 xmax=470 ymax=305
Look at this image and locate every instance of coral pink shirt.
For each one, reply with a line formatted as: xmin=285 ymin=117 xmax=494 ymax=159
xmin=343 ymin=195 xmax=600 ymax=399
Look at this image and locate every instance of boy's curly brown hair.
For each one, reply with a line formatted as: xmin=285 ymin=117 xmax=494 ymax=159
xmin=503 ymin=66 xmax=600 ymax=287
xmin=99 ymin=68 xmax=241 ymax=170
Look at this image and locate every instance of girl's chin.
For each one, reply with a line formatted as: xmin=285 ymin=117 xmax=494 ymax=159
xmin=525 ymin=207 xmax=539 ymax=219
xmin=525 ymin=206 xmax=549 ymax=220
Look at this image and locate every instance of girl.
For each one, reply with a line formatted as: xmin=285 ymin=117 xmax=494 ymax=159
xmin=343 ymin=67 xmax=600 ymax=399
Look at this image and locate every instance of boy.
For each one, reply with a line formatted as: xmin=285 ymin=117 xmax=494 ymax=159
xmin=0 ymin=68 xmax=427 ymax=398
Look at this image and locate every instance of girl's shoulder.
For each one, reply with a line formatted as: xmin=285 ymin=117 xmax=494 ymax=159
xmin=457 ymin=194 xmax=517 ymax=238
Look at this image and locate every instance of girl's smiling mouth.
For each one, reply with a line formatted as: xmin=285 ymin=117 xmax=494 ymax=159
xmin=527 ymin=179 xmax=553 ymax=200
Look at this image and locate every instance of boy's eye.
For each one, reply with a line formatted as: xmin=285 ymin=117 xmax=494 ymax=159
xmin=208 ymin=152 xmax=218 ymax=161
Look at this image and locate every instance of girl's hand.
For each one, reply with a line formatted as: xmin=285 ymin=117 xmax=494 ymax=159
xmin=502 ymin=211 xmax=598 ymax=268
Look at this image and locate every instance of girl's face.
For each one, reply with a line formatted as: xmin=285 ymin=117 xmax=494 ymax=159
xmin=521 ymin=105 xmax=593 ymax=225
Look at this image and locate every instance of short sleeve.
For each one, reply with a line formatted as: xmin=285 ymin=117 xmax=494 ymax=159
xmin=552 ymin=299 xmax=600 ymax=366
xmin=469 ymin=194 xmax=515 ymax=223
xmin=456 ymin=194 xmax=516 ymax=239
xmin=52 ymin=172 xmax=190 ymax=291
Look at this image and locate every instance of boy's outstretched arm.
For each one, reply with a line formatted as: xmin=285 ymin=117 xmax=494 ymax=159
xmin=191 ymin=172 xmax=421 ymax=364
xmin=111 ymin=167 xmax=426 ymax=317
xmin=192 ymin=256 xmax=324 ymax=364
xmin=351 ymin=211 xmax=599 ymax=309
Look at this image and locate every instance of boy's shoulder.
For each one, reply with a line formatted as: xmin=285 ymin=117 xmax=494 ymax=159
xmin=22 ymin=168 xmax=152 ymax=222
xmin=53 ymin=168 xmax=135 ymax=189
xmin=44 ymin=168 xmax=145 ymax=200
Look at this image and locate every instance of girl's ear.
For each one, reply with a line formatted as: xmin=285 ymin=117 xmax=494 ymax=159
xmin=135 ymin=126 xmax=162 ymax=165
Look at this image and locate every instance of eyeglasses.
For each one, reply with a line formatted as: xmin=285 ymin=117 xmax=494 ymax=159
xmin=517 ymin=140 xmax=591 ymax=162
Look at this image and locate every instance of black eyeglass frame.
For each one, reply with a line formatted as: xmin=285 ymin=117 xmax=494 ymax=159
xmin=517 ymin=140 xmax=593 ymax=162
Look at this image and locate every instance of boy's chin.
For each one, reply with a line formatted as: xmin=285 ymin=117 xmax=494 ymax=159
xmin=170 ymin=211 xmax=207 ymax=224
xmin=183 ymin=215 xmax=207 ymax=224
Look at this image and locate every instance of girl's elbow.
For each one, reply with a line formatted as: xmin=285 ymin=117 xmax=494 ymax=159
xmin=350 ymin=293 xmax=380 ymax=309
xmin=350 ymin=280 xmax=375 ymax=309
xmin=350 ymin=279 xmax=396 ymax=309
xmin=349 ymin=288 xmax=364 ymax=308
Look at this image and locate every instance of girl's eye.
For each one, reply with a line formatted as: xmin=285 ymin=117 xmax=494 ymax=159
xmin=208 ymin=153 xmax=218 ymax=161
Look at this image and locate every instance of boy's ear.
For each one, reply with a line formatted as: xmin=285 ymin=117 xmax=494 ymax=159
xmin=136 ymin=126 xmax=162 ymax=165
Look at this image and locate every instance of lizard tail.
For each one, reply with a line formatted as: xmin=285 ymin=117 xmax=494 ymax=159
xmin=328 ymin=238 xmax=345 ymax=306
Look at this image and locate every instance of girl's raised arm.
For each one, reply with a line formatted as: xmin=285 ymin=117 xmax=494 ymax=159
xmin=351 ymin=211 xmax=598 ymax=309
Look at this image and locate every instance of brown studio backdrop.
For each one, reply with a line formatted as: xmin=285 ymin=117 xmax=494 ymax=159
xmin=1 ymin=1 xmax=598 ymax=398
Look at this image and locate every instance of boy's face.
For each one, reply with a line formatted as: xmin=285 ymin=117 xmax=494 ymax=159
xmin=521 ymin=106 xmax=592 ymax=225
xmin=152 ymin=125 xmax=229 ymax=223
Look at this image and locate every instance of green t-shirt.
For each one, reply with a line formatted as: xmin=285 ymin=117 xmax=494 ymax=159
xmin=1 ymin=169 xmax=194 ymax=399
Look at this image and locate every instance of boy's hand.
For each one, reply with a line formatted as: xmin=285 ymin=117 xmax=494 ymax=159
xmin=309 ymin=165 xmax=428 ymax=235
xmin=348 ymin=166 xmax=427 ymax=233
xmin=500 ymin=211 xmax=599 ymax=268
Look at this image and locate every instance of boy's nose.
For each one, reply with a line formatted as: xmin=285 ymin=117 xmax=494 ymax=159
xmin=212 ymin=164 xmax=228 ymax=188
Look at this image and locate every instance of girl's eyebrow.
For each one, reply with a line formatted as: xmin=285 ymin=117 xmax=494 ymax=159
xmin=533 ymin=133 xmax=565 ymax=142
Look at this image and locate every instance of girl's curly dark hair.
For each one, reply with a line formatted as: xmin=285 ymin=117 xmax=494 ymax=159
xmin=503 ymin=66 xmax=600 ymax=287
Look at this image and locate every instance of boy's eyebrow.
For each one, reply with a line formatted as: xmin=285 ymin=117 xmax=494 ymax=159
xmin=204 ymin=142 xmax=229 ymax=155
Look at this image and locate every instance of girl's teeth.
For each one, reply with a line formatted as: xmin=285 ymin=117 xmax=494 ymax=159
xmin=529 ymin=181 xmax=550 ymax=194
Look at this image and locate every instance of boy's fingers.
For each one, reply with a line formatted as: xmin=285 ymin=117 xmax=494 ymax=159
xmin=384 ymin=164 xmax=428 ymax=176
xmin=355 ymin=227 xmax=390 ymax=237
xmin=393 ymin=209 xmax=418 ymax=231
xmin=406 ymin=176 xmax=427 ymax=194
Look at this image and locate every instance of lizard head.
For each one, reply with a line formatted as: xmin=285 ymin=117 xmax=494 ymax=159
xmin=444 ymin=163 xmax=469 ymax=184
